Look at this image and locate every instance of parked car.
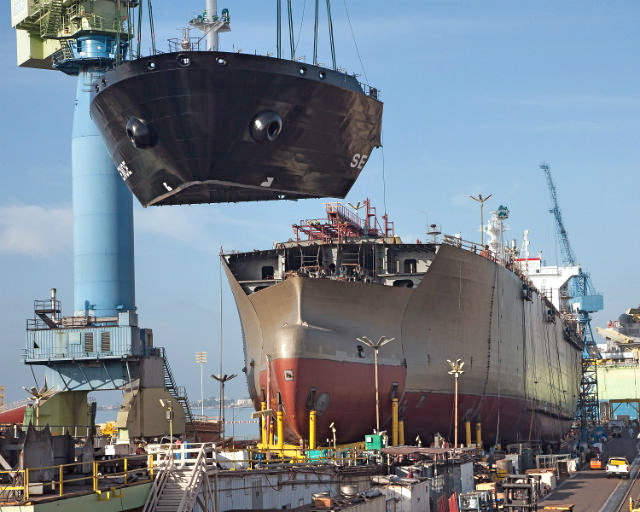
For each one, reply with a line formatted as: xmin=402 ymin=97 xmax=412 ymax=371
xmin=606 ymin=457 xmax=630 ymax=478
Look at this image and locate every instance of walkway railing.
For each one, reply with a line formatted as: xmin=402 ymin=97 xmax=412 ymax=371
xmin=0 ymin=454 xmax=152 ymax=504
xmin=0 ymin=442 xmax=379 ymax=505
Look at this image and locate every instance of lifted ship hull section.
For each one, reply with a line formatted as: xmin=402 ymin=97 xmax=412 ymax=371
xmin=90 ymin=52 xmax=383 ymax=206
xmin=224 ymin=243 xmax=582 ymax=445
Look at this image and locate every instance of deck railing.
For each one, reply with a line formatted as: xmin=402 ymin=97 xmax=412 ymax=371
xmin=0 ymin=454 xmax=152 ymax=504
xmin=0 ymin=442 xmax=385 ymax=505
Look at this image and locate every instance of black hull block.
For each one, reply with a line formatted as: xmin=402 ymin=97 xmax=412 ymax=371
xmin=90 ymin=52 xmax=383 ymax=206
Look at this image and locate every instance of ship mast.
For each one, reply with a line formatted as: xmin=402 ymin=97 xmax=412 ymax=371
xmin=190 ymin=0 xmax=231 ymax=51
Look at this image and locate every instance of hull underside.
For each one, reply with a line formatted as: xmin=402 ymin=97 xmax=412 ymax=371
xmin=90 ymin=52 xmax=383 ymax=206
xmin=225 ymin=241 xmax=582 ymax=446
xmin=259 ymin=357 xmax=571 ymax=445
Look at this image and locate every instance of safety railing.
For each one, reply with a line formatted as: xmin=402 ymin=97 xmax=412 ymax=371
xmin=141 ymin=451 xmax=174 ymax=512
xmin=176 ymin=444 xmax=211 ymax=512
xmin=0 ymin=454 xmax=152 ymax=504
xmin=0 ymin=443 xmax=381 ymax=505
xmin=146 ymin=442 xmax=375 ymax=471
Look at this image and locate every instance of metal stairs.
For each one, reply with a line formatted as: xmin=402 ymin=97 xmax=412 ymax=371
xmin=161 ymin=349 xmax=194 ymax=424
xmin=59 ymin=39 xmax=75 ymax=61
xmin=40 ymin=0 xmax=63 ymax=38
xmin=155 ymin=471 xmax=192 ymax=512
xmin=143 ymin=445 xmax=215 ymax=512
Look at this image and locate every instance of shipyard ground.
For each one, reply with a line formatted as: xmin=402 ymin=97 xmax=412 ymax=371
xmin=541 ymin=434 xmax=640 ymax=512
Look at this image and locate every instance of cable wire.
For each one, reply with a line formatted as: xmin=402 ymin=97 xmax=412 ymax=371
xmin=294 ymin=0 xmax=308 ymax=54
xmin=342 ymin=0 xmax=369 ymax=84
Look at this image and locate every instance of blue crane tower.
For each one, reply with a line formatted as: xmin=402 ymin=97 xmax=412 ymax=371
xmin=10 ymin=0 xmax=193 ymax=440
xmin=540 ymin=163 xmax=603 ymax=438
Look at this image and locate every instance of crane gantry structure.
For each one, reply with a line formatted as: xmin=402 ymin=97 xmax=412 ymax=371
xmin=540 ymin=163 xmax=603 ymax=438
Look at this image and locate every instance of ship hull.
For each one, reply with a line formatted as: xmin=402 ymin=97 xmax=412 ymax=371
xmin=90 ymin=52 xmax=383 ymax=206
xmin=224 ymin=243 xmax=582 ymax=445
xmin=0 ymin=405 xmax=26 ymax=424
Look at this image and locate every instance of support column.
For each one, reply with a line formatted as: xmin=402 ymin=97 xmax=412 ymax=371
xmin=72 ymin=62 xmax=135 ymax=317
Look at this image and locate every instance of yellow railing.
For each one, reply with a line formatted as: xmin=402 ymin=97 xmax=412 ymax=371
xmin=0 ymin=444 xmax=377 ymax=504
xmin=0 ymin=454 xmax=152 ymax=504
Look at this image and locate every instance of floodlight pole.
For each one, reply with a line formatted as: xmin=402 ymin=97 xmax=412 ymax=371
xmin=195 ymin=352 xmax=208 ymax=418
xmin=447 ymin=358 xmax=465 ymax=449
xmin=470 ymin=193 xmax=492 ymax=247
xmin=356 ymin=336 xmax=396 ymax=433
xmin=212 ymin=373 xmax=237 ymax=438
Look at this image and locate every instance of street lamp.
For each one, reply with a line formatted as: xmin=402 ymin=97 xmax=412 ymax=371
xmin=355 ymin=336 xmax=396 ymax=433
xmin=470 ymin=193 xmax=492 ymax=247
xmin=195 ymin=351 xmax=208 ymax=418
xmin=23 ymin=384 xmax=54 ymax=427
xmin=211 ymin=373 xmax=237 ymax=438
xmin=159 ymin=399 xmax=174 ymax=450
xmin=446 ymin=358 xmax=465 ymax=449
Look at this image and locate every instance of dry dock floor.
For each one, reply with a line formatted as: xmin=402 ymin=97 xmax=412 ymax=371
xmin=541 ymin=435 xmax=640 ymax=512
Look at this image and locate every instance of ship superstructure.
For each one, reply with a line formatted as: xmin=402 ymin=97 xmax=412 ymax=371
xmin=223 ymin=200 xmax=584 ymax=446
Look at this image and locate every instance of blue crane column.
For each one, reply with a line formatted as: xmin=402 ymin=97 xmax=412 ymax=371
xmin=72 ymin=39 xmax=135 ymax=318
xmin=11 ymin=1 xmax=189 ymax=436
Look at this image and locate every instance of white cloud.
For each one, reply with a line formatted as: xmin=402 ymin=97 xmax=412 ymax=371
xmin=0 ymin=205 xmax=72 ymax=256
xmin=134 ymin=204 xmax=286 ymax=252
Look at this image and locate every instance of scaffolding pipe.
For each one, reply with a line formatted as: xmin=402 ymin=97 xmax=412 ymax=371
xmin=465 ymin=420 xmax=472 ymax=447
xmin=476 ymin=422 xmax=482 ymax=448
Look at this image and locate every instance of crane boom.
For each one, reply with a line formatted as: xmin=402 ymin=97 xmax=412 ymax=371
xmin=540 ymin=162 xmax=602 ymax=439
xmin=540 ymin=163 xmax=577 ymax=266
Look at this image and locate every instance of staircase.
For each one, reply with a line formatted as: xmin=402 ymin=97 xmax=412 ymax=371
xmin=59 ymin=39 xmax=75 ymax=61
xmin=161 ymin=349 xmax=195 ymax=424
xmin=155 ymin=470 xmax=192 ymax=512
xmin=40 ymin=0 xmax=63 ymax=38
xmin=143 ymin=444 xmax=215 ymax=512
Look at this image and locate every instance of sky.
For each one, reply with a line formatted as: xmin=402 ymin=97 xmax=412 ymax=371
xmin=1 ymin=1 xmax=639 ymax=407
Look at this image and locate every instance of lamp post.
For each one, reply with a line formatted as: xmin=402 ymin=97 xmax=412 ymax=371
xmin=355 ymin=336 xmax=396 ymax=433
xmin=212 ymin=373 xmax=237 ymax=438
xmin=159 ymin=399 xmax=174 ymax=450
xmin=446 ymin=358 xmax=465 ymax=449
xmin=195 ymin=351 xmax=208 ymax=418
xmin=470 ymin=193 xmax=492 ymax=247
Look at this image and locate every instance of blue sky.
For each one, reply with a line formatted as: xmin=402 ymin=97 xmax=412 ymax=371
xmin=1 ymin=1 xmax=639 ymax=406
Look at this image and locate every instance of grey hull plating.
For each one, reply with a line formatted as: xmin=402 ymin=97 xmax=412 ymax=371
xmin=223 ymin=243 xmax=583 ymax=444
